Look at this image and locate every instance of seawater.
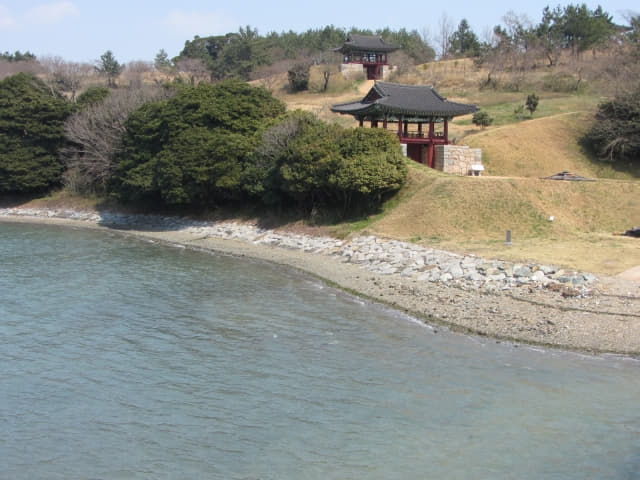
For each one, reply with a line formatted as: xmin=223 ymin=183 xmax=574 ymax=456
xmin=1 ymin=222 xmax=639 ymax=480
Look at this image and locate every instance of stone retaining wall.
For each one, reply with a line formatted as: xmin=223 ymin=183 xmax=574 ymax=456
xmin=434 ymin=145 xmax=483 ymax=176
xmin=339 ymin=64 xmax=395 ymax=80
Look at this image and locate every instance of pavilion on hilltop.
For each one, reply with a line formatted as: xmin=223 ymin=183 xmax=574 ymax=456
xmin=331 ymin=82 xmax=482 ymax=173
xmin=334 ymin=34 xmax=400 ymax=80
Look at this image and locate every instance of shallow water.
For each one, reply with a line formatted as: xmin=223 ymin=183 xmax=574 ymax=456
xmin=1 ymin=222 xmax=639 ymax=480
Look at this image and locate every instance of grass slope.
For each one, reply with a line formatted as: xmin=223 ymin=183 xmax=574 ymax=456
xmin=357 ymin=163 xmax=640 ymax=274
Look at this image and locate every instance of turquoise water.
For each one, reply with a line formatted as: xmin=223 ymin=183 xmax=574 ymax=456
xmin=1 ymin=222 xmax=639 ymax=480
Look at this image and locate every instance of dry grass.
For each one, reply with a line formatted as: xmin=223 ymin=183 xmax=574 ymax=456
xmin=354 ymin=165 xmax=640 ymax=274
xmin=466 ymin=112 xmax=596 ymax=178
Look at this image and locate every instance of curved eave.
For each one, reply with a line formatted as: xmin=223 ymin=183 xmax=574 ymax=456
xmin=335 ymin=45 xmax=400 ymax=54
xmin=331 ymin=102 xmax=478 ymax=119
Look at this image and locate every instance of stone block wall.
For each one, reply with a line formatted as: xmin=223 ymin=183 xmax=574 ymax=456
xmin=340 ymin=64 xmax=396 ymax=80
xmin=434 ymin=145 xmax=483 ymax=176
xmin=340 ymin=63 xmax=365 ymax=78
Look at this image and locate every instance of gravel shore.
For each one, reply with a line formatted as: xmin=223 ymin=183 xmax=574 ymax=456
xmin=2 ymin=207 xmax=639 ymax=356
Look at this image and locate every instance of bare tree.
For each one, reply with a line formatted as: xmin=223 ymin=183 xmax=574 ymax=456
xmin=40 ymin=56 xmax=92 ymax=100
xmin=250 ymin=59 xmax=293 ymax=91
xmin=122 ymin=60 xmax=154 ymax=88
xmin=437 ymin=13 xmax=455 ymax=59
xmin=61 ymin=85 xmax=175 ymax=193
xmin=311 ymin=51 xmax=341 ymax=92
xmin=175 ymin=57 xmax=210 ymax=84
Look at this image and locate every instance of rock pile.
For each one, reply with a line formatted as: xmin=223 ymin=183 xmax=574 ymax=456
xmin=0 ymin=207 xmax=597 ymax=293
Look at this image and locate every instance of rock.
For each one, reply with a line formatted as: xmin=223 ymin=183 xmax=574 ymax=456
xmin=513 ymin=265 xmax=532 ymax=278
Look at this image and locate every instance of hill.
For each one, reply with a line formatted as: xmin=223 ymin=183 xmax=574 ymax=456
xmin=269 ymin=61 xmax=639 ymax=276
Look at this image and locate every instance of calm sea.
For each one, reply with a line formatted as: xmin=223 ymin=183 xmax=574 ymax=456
xmin=1 ymin=222 xmax=639 ymax=480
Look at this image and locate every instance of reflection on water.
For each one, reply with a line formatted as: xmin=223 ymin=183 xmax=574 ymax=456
xmin=1 ymin=222 xmax=639 ymax=480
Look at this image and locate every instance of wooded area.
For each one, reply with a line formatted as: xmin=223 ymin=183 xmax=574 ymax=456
xmin=0 ymin=4 xmax=638 ymax=218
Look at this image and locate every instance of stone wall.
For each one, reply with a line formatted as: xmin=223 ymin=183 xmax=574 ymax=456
xmin=339 ymin=64 xmax=396 ymax=80
xmin=340 ymin=63 xmax=364 ymax=78
xmin=434 ymin=145 xmax=483 ymax=176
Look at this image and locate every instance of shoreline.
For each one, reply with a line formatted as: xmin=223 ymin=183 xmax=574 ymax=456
xmin=2 ymin=207 xmax=639 ymax=357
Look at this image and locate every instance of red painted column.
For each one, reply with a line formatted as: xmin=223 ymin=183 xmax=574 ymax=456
xmin=383 ymin=118 xmax=388 ymax=129
xmin=444 ymin=118 xmax=449 ymax=143
xmin=359 ymin=118 xmax=364 ymax=127
xmin=397 ymin=116 xmax=403 ymax=138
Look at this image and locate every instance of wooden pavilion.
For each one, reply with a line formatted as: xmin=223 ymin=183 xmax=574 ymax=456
xmin=331 ymin=82 xmax=479 ymax=168
xmin=334 ymin=34 xmax=400 ymax=80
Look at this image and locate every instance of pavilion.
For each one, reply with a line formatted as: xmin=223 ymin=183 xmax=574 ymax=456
xmin=331 ymin=82 xmax=479 ymax=169
xmin=334 ymin=34 xmax=400 ymax=80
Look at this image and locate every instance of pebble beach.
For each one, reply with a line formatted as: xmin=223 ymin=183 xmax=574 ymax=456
xmin=2 ymin=207 xmax=639 ymax=356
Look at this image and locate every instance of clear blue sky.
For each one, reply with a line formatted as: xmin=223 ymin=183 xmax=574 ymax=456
xmin=1 ymin=0 xmax=637 ymax=63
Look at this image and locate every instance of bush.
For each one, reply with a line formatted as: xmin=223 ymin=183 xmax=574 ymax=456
xmin=582 ymin=91 xmax=640 ymax=165
xmin=541 ymin=73 xmax=582 ymax=93
xmin=525 ymin=93 xmax=539 ymax=116
xmin=472 ymin=110 xmax=493 ymax=129
xmin=288 ymin=62 xmax=311 ymax=92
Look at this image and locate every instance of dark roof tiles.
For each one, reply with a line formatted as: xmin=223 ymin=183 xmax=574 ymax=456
xmin=335 ymin=34 xmax=401 ymax=53
xmin=332 ymin=82 xmax=478 ymax=118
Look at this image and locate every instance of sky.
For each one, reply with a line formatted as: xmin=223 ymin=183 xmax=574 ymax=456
xmin=0 ymin=0 xmax=637 ymax=64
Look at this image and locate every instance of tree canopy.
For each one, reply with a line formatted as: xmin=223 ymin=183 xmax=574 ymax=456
xmin=95 ymin=50 xmax=123 ymax=87
xmin=449 ymin=19 xmax=482 ymax=57
xmin=176 ymin=25 xmax=435 ymax=81
xmin=583 ymin=91 xmax=640 ymax=166
xmin=112 ymin=81 xmax=286 ymax=207
xmin=0 ymin=73 xmax=72 ymax=194
xmin=253 ymin=111 xmax=407 ymax=214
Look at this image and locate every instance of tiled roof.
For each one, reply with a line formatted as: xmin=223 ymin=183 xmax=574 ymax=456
xmin=335 ymin=34 xmax=401 ymax=53
xmin=331 ymin=82 xmax=479 ymax=118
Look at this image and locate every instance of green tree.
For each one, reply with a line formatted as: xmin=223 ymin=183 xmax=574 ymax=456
xmin=563 ymin=4 xmax=615 ymax=56
xmin=252 ymin=111 xmax=407 ymax=214
xmin=95 ymin=50 xmax=122 ymax=87
xmin=449 ymin=19 xmax=481 ymax=57
xmin=525 ymin=93 xmax=539 ymax=116
xmin=583 ymin=91 xmax=640 ymax=165
xmin=332 ymin=128 xmax=407 ymax=212
xmin=112 ymin=81 xmax=286 ymax=207
xmin=75 ymin=86 xmax=110 ymax=108
xmin=154 ymin=49 xmax=173 ymax=71
xmin=0 ymin=50 xmax=36 ymax=62
xmin=0 ymin=73 xmax=72 ymax=193
xmin=472 ymin=110 xmax=494 ymax=129
xmin=536 ymin=5 xmax=566 ymax=66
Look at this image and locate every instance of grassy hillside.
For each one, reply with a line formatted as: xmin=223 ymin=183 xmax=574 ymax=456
xmin=354 ymin=164 xmax=640 ymax=274
xmin=271 ymin=62 xmax=639 ymax=275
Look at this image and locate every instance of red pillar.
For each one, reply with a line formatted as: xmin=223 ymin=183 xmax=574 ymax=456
xmin=359 ymin=118 xmax=364 ymax=127
xmin=429 ymin=121 xmax=435 ymax=139
xmin=397 ymin=116 xmax=403 ymax=138
xmin=428 ymin=144 xmax=435 ymax=168
xmin=444 ymin=118 xmax=449 ymax=143
xmin=383 ymin=118 xmax=388 ymax=129
xmin=418 ymin=123 xmax=423 ymax=137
